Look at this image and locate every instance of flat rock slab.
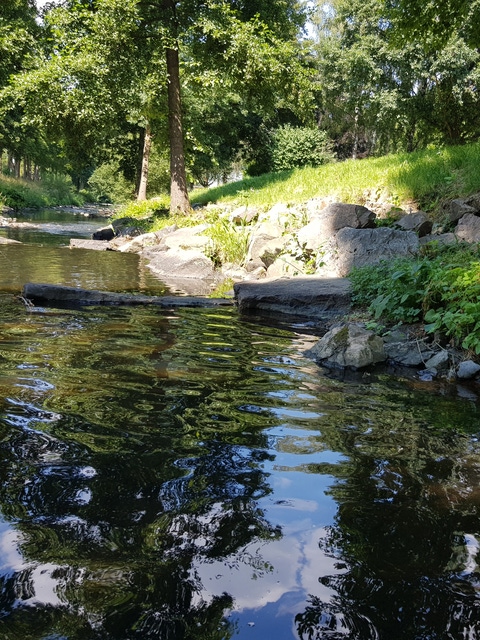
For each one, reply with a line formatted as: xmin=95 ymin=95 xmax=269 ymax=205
xmin=22 ymin=283 xmax=233 ymax=309
xmin=70 ymin=239 xmax=111 ymax=251
xmin=234 ymin=276 xmax=351 ymax=320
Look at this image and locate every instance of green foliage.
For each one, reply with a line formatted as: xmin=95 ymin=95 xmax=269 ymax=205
xmin=87 ymin=162 xmax=134 ymax=203
xmin=204 ymin=218 xmax=251 ymax=267
xmin=0 ymin=173 xmax=82 ymax=209
xmin=192 ymin=141 xmax=480 ymax=211
xmin=350 ymin=243 xmax=480 ymax=353
xmin=116 ymin=196 xmax=170 ymax=220
xmin=270 ymin=125 xmax=334 ymax=172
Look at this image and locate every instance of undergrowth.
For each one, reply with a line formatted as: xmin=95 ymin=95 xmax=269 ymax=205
xmin=0 ymin=174 xmax=83 ymax=209
xmin=350 ymin=242 xmax=480 ymax=353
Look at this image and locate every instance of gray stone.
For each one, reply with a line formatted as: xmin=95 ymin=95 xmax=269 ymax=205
xmin=296 ymin=202 xmax=376 ymax=252
xmin=444 ymin=199 xmax=477 ymax=223
xmin=147 ymin=248 xmax=216 ymax=281
xmin=330 ymin=227 xmax=420 ymax=276
xmin=234 ymin=276 xmax=351 ymax=319
xmin=424 ymin=350 xmax=450 ymax=371
xmin=230 ymin=206 xmax=258 ymax=225
xmin=457 ymin=360 xmax=480 ymax=380
xmin=70 ymin=239 xmax=111 ymax=251
xmin=306 ymin=323 xmax=386 ymax=369
xmin=22 ymin=283 xmax=233 ymax=309
xmin=464 ymin=193 xmax=480 ymax=212
xmin=162 ymin=224 xmax=211 ymax=250
xmin=395 ymin=212 xmax=432 ymax=237
xmin=384 ymin=340 xmax=434 ymax=366
xmin=455 ymin=214 xmax=480 ymax=243
xmin=247 ymin=222 xmax=284 ymax=262
xmin=420 ymin=232 xmax=458 ymax=247
xmin=265 ymin=256 xmax=306 ymax=278
xmin=111 ymin=217 xmax=147 ymax=237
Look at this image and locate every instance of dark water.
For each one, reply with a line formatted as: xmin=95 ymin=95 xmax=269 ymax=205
xmin=1 ymin=210 xmax=480 ymax=639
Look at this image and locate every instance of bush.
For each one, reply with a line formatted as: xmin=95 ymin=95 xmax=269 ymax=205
xmin=350 ymin=243 xmax=480 ymax=353
xmin=87 ymin=162 xmax=134 ymax=203
xmin=271 ymin=125 xmax=335 ymax=172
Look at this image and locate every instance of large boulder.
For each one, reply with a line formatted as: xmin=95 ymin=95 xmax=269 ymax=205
xmin=146 ymin=247 xmax=216 ymax=281
xmin=306 ymin=323 xmax=386 ymax=369
xmin=455 ymin=214 xmax=480 ymax=243
xmin=234 ymin=276 xmax=351 ymax=319
xmin=246 ymin=222 xmax=283 ymax=262
xmin=162 ymin=224 xmax=211 ymax=250
xmin=327 ymin=227 xmax=420 ymax=276
xmin=296 ymin=202 xmax=376 ymax=252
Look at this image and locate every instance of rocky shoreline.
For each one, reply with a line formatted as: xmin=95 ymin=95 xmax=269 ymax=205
xmin=7 ymin=195 xmax=480 ymax=385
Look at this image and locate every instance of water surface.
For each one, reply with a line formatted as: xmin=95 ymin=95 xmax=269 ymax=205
xmin=0 ymin=209 xmax=480 ymax=639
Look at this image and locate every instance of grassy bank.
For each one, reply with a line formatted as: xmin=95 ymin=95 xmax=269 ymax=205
xmin=190 ymin=143 xmax=480 ymax=212
xmin=0 ymin=174 xmax=84 ymax=210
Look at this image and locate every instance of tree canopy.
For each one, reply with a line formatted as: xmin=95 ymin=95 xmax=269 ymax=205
xmin=0 ymin=0 xmax=479 ymax=207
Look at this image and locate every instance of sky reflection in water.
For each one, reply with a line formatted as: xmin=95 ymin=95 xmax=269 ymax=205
xmin=1 ymin=210 xmax=480 ymax=638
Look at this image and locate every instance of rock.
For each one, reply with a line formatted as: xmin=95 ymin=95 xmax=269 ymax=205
xmin=296 ymin=202 xmax=376 ymax=252
xmin=306 ymin=323 xmax=386 ymax=369
xmin=22 ymin=283 xmax=233 ymax=309
xmin=70 ymin=239 xmax=111 ymax=251
xmin=162 ymin=224 xmax=211 ymax=250
xmin=455 ymin=214 xmax=480 ymax=243
xmin=266 ymin=256 xmax=307 ymax=278
xmin=424 ymin=350 xmax=450 ymax=371
xmin=116 ymin=231 xmax=163 ymax=253
xmin=111 ymin=217 xmax=148 ymax=237
xmin=246 ymin=222 xmax=283 ymax=262
xmin=92 ymin=225 xmax=115 ymax=241
xmin=234 ymin=276 xmax=351 ymax=319
xmin=230 ymin=206 xmax=258 ymax=225
xmin=260 ymin=202 xmax=294 ymax=227
xmin=384 ymin=339 xmax=434 ymax=366
xmin=328 ymin=227 xmax=420 ymax=276
xmin=395 ymin=211 xmax=432 ymax=237
xmin=457 ymin=360 xmax=480 ymax=380
xmin=464 ymin=193 xmax=480 ymax=211
xmin=146 ymin=248 xmax=216 ymax=281
xmin=420 ymin=232 xmax=458 ymax=247
xmin=256 ymin=237 xmax=287 ymax=267
xmin=0 ymin=236 xmax=21 ymax=244
xmin=444 ymin=199 xmax=477 ymax=223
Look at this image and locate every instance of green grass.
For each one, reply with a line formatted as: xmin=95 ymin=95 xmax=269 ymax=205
xmin=0 ymin=173 xmax=84 ymax=209
xmin=190 ymin=142 xmax=480 ymax=212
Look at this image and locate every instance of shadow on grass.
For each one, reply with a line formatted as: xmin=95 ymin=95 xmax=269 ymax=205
xmin=190 ymin=169 xmax=294 ymax=206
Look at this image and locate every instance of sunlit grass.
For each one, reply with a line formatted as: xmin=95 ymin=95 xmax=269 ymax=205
xmin=190 ymin=142 xmax=480 ymax=212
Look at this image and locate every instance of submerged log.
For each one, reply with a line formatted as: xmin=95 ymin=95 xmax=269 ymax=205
xmin=22 ymin=283 xmax=233 ymax=309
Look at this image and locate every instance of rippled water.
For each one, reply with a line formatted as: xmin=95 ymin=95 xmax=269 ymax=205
xmin=1 ymin=209 xmax=480 ymax=639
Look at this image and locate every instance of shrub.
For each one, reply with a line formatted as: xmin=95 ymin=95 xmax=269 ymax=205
xmin=270 ymin=125 xmax=335 ymax=172
xmin=87 ymin=162 xmax=134 ymax=203
xmin=350 ymin=243 xmax=480 ymax=353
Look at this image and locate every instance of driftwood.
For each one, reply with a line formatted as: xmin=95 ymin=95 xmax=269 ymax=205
xmin=22 ymin=283 xmax=233 ymax=309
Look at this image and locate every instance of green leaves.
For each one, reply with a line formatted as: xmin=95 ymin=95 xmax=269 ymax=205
xmin=350 ymin=244 xmax=480 ymax=353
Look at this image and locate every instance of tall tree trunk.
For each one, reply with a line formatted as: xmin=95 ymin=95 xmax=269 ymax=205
xmin=137 ymin=122 xmax=152 ymax=201
xmin=166 ymin=46 xmax=190 ymax=214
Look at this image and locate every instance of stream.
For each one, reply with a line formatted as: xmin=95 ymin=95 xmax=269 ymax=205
xmin=0 ymin=207 xmax=480 ymax=639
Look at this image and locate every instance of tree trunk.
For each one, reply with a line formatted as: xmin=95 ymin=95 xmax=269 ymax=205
xmin=166 ymin=46 xmax=190 ymax=214
xmin=137 ymin=122 xmax=152 ymax=201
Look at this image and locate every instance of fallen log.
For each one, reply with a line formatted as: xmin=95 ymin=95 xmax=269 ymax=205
xmin=22 ymin=283 xmax=233 ymax=309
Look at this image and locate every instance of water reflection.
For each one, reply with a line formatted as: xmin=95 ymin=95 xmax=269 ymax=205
xmin=0 ymin=293 xmax=479 ymax=638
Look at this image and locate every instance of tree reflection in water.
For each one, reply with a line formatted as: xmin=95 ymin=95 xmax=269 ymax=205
xmin=1 ymin=297 xmax=480 ymax=638
xmin=295 ymin=420 xmax=480 ymax=639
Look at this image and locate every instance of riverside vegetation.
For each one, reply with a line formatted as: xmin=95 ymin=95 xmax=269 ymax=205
xmin=4 ymin=142 xmax=480 ymax=355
